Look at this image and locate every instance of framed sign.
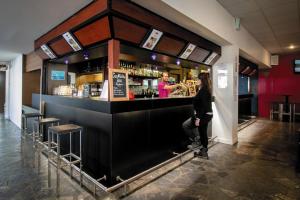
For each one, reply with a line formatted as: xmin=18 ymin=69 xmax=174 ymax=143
xmin=141 ymin=29 xmax=163 ymax=50
xmin=41 ymin=44 xmax=56 ymax=59
xmin=179 ymin=43 xmax=196 ymax=59
xmin=109 ymin=69 xmax=129 ymax=101
xmin=62 ymin=32 xmax=82 ymax=51
xmin=51 ymin=70 xmax=65 ymax=80
xmin=204 ymin=52 xmax=218 ymax=65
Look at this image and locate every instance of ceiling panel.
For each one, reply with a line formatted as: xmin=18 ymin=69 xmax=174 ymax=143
xmin=217 ymin=0 xmax=259 ymax=17
xmin=217 ymin=0 xmax=300 ymax=54
xmin=113 ymin=17 xmax=148 ymax=45
xmin=256 ymin=0 xmax=297 ymax=9
xmin=154 ymin=36 xmax=186 ymax=56
xmin=73 ymin=17 xmax=111 ymax=47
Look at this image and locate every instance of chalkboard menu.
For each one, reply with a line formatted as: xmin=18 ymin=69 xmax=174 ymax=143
xmin=109 ymin=69 xmax=129 ymax=101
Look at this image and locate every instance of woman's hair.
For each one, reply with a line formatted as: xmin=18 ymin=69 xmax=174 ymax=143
xmin=198 ymin=73 xmax=212 ymax=93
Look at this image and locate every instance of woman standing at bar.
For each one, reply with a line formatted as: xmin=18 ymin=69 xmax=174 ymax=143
xmin=182 ymin=73 xmax=213 ymax=158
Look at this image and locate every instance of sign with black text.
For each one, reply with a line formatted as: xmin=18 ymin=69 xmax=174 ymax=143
xmin=109 ymin=69 xmax=129 ymax=101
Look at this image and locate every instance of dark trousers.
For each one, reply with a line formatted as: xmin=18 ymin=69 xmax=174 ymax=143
xmin=182 ymin=116 xmax=212 ymax=148
xmin=182 ymin=117 xmax=199 ymax=140
xmin=198 ymin=122 xmax=209 ymax=148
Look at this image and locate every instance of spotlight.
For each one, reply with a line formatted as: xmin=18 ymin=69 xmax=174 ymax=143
xmin=64 ymin=59 xmax=69 ymax=65
xmin=151 ymin=54 xmax=157 ymax=60
xmin=289 ymin=45 xmax=295 ymax=49
xmin=176 ymin=59 xmax=180 ymax=65
xmin=83 ymin=52 xmax=89 ymax=60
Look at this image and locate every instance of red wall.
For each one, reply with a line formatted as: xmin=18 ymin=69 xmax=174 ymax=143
xmin=258 ymin=53 xmax=300 ymax=117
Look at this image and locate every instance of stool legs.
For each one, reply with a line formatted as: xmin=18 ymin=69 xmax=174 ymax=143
xmin=46 ymin=125 xmax=82 ymax=194
xmin=80 ymin=130 xmax=82 ymax=186
xmin=48 ymin=129 xmax=51 ymax=188
xmin=24 ymin=117 xmax=28 ymax=134
xmin=56 ymin=133 xmax=60 ymax=196
xmin=70 ymin=132 xmax=72 ymax=179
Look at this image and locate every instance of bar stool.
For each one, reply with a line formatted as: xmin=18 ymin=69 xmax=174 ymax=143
xmin=48 ymin=124 xmax=83 ymax=196
xmin=22 ymin=112 xmax=43 ymax=135
xmin=270 ymin=102 xmax=282 ymax=121
xmin=32 ymin=118 xmax=60 ymax=148
xmin=280 ymin=103 xmax=292 ymax=122
xmin=293 ymin=103 xmax=300 ymax=122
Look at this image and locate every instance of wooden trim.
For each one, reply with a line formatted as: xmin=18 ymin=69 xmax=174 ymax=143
xmin=108 ymin=68 xmax=129 ymax=101
xmin=111 ymin=0 xmax=221 ymax=54
xmin=108 ymin=39 xmax=120 ymax=69
xmin=35 ymin=0 xmax=108 ymax=48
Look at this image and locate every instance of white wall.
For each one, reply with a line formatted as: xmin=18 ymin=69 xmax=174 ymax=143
xmin=161 ymin=0 xmax=270 ymax=67
xmin=8 ymin=55 xmax=23 ymax=128
xmin=4 ymin=67 xmax=9 ymax=119
xmin=212 ymin=45 xmax=239 ymax=145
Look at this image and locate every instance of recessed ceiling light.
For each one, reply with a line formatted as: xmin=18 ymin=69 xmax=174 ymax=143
xmin=289 ymin=45 xmax=295 ymax=49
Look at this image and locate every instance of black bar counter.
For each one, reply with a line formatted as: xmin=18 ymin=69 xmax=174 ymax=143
xmin=32 ymin=94 xmax=194 ymax=186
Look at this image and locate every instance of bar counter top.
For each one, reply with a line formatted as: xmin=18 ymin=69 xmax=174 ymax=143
xmin=33 ymin=94 xmax=193 ymax=114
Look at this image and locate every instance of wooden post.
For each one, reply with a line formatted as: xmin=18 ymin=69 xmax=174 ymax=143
xmin=108 ymin=39 xmax=120 ymax=69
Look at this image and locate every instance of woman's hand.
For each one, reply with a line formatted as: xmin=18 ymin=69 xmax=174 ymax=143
xmin=195 ymin=118 xmax=200 ymax=126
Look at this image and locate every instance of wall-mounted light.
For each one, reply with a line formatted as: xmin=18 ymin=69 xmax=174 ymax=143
xmin=176 ymin=59 xmax=181 ymax=65
xmin=64 ymin=59 xmax=69 ymax=65
xmin=0 ymin=64 xmax=8 ymax=71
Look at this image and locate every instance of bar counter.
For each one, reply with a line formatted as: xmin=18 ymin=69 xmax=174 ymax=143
xmin=32 ymin=94 xmax=194 ymax=186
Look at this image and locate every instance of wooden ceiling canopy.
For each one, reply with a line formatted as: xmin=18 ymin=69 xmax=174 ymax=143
xmin=34 ymin=0 xmax=221 ymax=66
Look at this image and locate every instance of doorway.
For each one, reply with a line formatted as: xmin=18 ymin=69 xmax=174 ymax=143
xmin=0 ymin=71 xmax=5 ymax=113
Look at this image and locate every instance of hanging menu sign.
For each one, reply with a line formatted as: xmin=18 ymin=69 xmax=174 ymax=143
xmin=62 ymin=32 xmax=82 ymax=51
xmin=141 ymin=29 xmax=163 ymax=50
xmin=41 ymin=44 xmax=56 ymax=59
xmin=109 ymin=69 xmax=129 ymax=101
xmin=179 ymin=43 xmax=196 ymax=59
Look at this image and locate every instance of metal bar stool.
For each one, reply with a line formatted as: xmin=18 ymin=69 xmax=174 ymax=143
xmin=270 ymin=102 xmax=282 ymax=121
xmin=48 ymin=124 xmax=83 ymax=196
xmin=293 ymin=103 xmax=300 ymax=122
xmin=33 ymin=118 xmax=60 ymax=148
xmin=280 ymin=103 xmax=292 ymax=122
xmin=22 ymin=112 xmax=43 ymax=135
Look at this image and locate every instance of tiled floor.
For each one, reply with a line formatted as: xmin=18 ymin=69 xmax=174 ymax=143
xmin=0 ymin=115 xmax=115 ymax=200
xmin=1 ymin=115 xmax=300 ymax=200
xmin=123 ymin=120 xmax=300 ymax=200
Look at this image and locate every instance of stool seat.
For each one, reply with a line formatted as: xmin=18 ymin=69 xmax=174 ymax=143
xmin=36 ymin=118 xmax=60 ymax=124
xmin=47 ymin=123 xmax=83 ymax=194
xmin=49 ymin=124 xmax=82 ymax=134
xmin=22 ymin=113 xmax=43 ymax=118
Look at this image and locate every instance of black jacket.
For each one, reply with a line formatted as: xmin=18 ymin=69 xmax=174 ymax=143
xmin=192 ymin=87 xmax=212 ymax=120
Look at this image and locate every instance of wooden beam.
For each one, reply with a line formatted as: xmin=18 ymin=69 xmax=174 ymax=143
xmin=108 ymin=39 xmax=120 ymax=69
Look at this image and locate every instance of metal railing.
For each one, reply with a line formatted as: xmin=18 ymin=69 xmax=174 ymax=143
xmin=36 ymin=135 xmax=218 ymax=197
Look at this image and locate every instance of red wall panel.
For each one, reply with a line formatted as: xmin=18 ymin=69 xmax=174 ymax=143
xmin=258 ymin=53 xmax=300 ymax=117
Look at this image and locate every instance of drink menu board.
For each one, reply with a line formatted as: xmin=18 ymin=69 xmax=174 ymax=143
xmin=109 ymin=69 xmax=129 ymax=101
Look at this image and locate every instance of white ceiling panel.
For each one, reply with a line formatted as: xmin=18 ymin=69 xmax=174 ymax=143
xmin=256 ymin=0 xmax=297 ymax=9
xmin=217 ymin=0 xmax=300 ymax=54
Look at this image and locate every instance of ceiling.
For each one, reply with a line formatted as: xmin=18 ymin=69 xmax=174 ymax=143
xmin=217 ymin=0 xmax=300 ymax=55
xmin=0 ymin=0 xmax=92 ymax=62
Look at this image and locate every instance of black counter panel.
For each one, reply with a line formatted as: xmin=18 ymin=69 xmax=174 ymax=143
xmin=32 ymin=94 xmax=193 ymax=186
